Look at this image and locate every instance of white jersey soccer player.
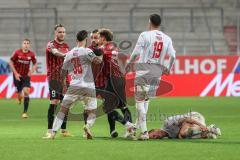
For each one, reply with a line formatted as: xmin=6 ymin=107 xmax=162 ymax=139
xmin=50 ymin=30 xmax=102 ymax=140
xmin=127 ymin=14 xmax=176 ymax=140
xmin=148 ymin=112 xmax=221 ymax=139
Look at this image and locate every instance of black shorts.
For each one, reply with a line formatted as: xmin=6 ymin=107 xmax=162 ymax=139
xmin=104 ymin=76 xmax=127 ymax=112
xmin=95 ymin=86 xmax=105 ymax=99
xmin=13 ymin=75 xmax=30 ymax=93
xmin=48 ymin=80 xmax=63 ymax=100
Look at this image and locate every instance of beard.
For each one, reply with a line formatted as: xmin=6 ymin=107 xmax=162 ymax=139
xmin=57 ymin=37 xmax=64 ymax=42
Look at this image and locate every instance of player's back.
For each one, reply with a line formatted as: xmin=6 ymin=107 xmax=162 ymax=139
xmin=137 ymin=30 xmax=174 ymax=65
xmin=63 ymin=47 xmax=95 ymax=88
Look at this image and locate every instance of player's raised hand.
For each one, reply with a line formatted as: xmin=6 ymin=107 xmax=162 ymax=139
xmin=14 ymin=72 xmax=21 ymax=81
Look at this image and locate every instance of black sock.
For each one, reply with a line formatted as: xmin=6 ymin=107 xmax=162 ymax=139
xmin=61 ymin=115 xmax=67 ymax=130
xmin=47 ymin=104 xmax=57 ymax=129
xmin=121 ymin=108 xmax=132 ymax=123
xmin=83 ymin=110 xmax=88 ymax=125
xmin=107 ymin=113 xmax=116 ymax=133
xmin=23 ymin=97 xmax=29 ymax=113
xmin=109 ymin=110 xmax=126 ymax=126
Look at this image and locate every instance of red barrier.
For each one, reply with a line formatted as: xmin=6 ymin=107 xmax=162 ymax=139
xmin=1 ymin=56 xmax=239 ymax=98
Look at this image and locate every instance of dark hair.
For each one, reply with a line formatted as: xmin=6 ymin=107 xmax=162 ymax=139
xmin=23 ymin=38 xmax=30 ymax=43
xmin=54 ymin=24 xmax=65 ymax=31
xmin=92 ymin=29 xmax=98 ymax=34
xmin=99 ymin=29 xmax=113 ymax=41
xmin=76 ymin=30 xmax=88 ymax=41
xmin=149 ymin=14 xmax=161 ymax=27
xmin=148 ymin=129 xmax=154 ymax=134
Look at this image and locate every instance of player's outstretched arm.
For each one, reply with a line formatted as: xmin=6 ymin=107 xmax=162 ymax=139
xmin=87 ymin=48 xmax=103 ymax=64
xmin=48 ymin=42 xmax=66 ymax=57
xmin=92 ymin=48 xmax=103 ymax=64
xmin=51 ymin=48 xmax=66 ymax=57
xmin=60 ymin=69 xmax=68 ymax=88
xmin=92 ymin=56 xmax=103 ymax=64
xmin=179 ymin=118 xmax=207 ymax=131
xmin=163 ymin=39 xmax=176 ymax=76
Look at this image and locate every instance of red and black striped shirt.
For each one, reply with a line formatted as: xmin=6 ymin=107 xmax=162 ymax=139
xmin=46 ymin=40 xmax=69 ymax=81
xmin=89 ymin=45 xmax=106 ymax=88
xmin=10 ymin=49 xmax=37 ymax=77
xmin=101 ymin=42 xmax=124 ymax=78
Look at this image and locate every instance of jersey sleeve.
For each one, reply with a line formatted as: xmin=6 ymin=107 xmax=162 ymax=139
xmin=46 ymin=41 xmax=54 ymax=55
xmin=85 ymin=48 xmax=97 ymax=62
xmin=46 ymin=42 xmax=51 ymax=52
xmin=166 ymin=38 xmax=176 ymax=70
xmin=130 ymin=32 xmax=145 ymax=62
xmin=167 ymin=38 xmax=176 ymax=58
xmin=62 ymin=51 xmax=73 ymax=71
xmin=10 ymin=51 xmax=18 ymax=62
xmin=31 ymin=52 xmax=37 ymax=65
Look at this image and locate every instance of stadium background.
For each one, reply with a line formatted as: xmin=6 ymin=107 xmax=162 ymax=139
xmin=0 ymin=0 xmax=240 ymax=160
xmin=0 ymin=0 xmax=240 ymax=98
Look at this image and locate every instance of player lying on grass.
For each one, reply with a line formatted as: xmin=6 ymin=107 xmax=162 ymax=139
xmin=49 ymin=30 xmax=103 ymax=139
xmin=148 ymin=112 xmax=221 ymax=139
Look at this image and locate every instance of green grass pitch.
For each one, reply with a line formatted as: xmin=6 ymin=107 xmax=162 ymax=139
xmin=0 ymin=97 xmax=239 ymax=160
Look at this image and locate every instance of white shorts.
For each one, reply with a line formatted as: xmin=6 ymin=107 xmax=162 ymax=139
xmin=62 ymin=86 xmax=97 ymax=110
xmin=134 ymin=71 xmax=162 ymax=102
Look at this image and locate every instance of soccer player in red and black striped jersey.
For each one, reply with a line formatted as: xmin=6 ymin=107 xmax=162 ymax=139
xmin=9 ymin=39 xmax=37 ymax=118
xmin=89 ymin=29 xmax=106 ymax=89
xmin=98 ymin=29 xmax=134 ymax=138
xmin=43 ymin=24 xmax=71 ymax=139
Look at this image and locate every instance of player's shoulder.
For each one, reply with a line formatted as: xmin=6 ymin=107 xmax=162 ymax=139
xmin=14 ymin=49 xmax=22 ymax=54
xmin=68 ymin=47 xmax=90 ymax=56
xmin=29 ymin=50 xmax=36 ymax=56
xmin=46 ymin=40 xmax=54 ymax=46
xmin=139 ymin=31 xmax=149 ymax=38
xmin=158 ymin=31 xmax=173 ymax=42
xmin=85 ymin=47 xmax=93 ymax=53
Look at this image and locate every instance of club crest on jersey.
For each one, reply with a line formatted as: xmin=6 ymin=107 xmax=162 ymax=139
xmin=88 ymin=51 xmax=94 ymax=57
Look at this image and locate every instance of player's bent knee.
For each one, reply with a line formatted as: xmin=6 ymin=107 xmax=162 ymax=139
xmin=23 ymin=87 xmax=30 ymax=97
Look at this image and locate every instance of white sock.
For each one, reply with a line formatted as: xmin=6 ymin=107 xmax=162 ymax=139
xmin=136 ymin=102 xmax=147 ymax=133
xmin=52 ymin=112 xmax=65 ymax=132
xmin=135 ymin=108 xmax=140 ymax=129
xmin=144 ymin=101 xmax=149 ymax=113
xmin=135 ymin=120 xmax=139 ymax=129
xmin=86 ymin=112 xmax=96 ymax=128
xmin=125 ymin=121 xmax=133 ymax=128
